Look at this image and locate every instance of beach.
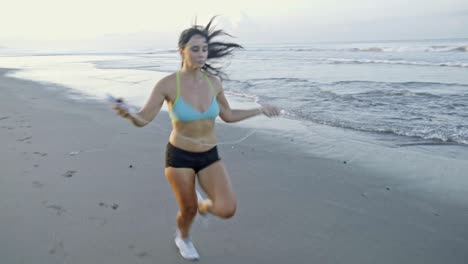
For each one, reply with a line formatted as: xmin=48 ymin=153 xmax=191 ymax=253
xmin=1 ymin=67 xmax=468 ymax=263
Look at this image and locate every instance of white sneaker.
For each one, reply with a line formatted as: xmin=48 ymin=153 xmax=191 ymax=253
xmin=175 ymin=232 xmax=200 ymax=261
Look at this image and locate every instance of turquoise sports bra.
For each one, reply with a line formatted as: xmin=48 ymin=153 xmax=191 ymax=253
xmin=169 ymin=72 xmax=220 ymax=122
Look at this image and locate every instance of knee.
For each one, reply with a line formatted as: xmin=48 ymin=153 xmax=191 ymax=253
xmin=216 ymin=201 xmax=237 ymax=219
xmin=180 ymin=204 xmax=198 ymax=218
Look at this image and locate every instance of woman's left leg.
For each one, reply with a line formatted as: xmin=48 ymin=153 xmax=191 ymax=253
xmin=197 ymin=161 xmax=237 ymax=219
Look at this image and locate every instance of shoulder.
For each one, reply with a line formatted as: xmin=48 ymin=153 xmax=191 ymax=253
xmin=157 ymin=72 xmax=176 ymax=86
xmin=154 ymin=72 xmax=177 ymax=92
xmin=205 ymin=73 xmax=223 ymax=92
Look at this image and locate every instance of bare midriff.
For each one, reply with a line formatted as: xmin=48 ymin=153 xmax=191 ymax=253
xmin=169 ymin=119 xmax=217 ymax=152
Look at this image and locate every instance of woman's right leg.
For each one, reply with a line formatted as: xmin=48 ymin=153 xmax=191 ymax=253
xmin=165 ymin=167 xmax=197 ymax=238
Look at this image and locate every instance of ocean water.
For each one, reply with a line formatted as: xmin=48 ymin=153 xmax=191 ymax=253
xmin=1 ymin=38 xmax=468 ymax=148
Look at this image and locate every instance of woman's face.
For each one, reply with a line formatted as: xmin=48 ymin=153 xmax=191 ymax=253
xmin=180 ymin=34 xmax=208 ymax=69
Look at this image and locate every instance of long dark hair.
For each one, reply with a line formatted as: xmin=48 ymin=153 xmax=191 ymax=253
xmin=178 ymin=16 xmax=243 ymax=80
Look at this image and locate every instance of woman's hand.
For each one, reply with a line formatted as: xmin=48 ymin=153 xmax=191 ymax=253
xmin=112 ymin=98 xmax=132 ymax=119
xmin=111 ymin=98 xmax=149 ymax=127
xmin=260 ymin=105 xmax=281 ymax=117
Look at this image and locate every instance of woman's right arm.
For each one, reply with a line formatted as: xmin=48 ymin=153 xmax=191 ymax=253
xmin=115 ymin=78 xmax=167 ymax=127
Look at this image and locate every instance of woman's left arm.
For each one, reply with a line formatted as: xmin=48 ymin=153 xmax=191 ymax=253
xmin=216 ymin=85 xmax=280 ymax=123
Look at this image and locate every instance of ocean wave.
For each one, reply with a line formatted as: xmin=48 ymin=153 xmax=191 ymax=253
xmin=285 ymin=45 xmax=468 ymax=53
xmin=376 ymin=127 xmax=468 ymax=145
xmin=330 ymin=80 xmax=468 ymax=88
xmin=225 ymin=78 xmax=313 ymax=92
xmin=422 ymin=45 xmax=468 ymax=52
xmin=223 ymin=90 xmax=259 ymax=102
xmin=247 ymin=77 xmax=309 ymax=83
xmin=253 ymin=77 xmax=468 ymax=146
xmin=289 ymin=47 xmax=386 ymax=52
xmin=450 ymin=46 xmax=468 ymax=52
xmin=289 ymin=48 xmax=327 ymax=52
xmin=397 ymin=142 xmax=463 ymax=147
xmin=351 ymin=46 xmax=468 ymax=53
xmin=314 ymin=57 xmax=468 ymax=68
xmin=349 ymin=47 xmax=385 ymax=52
xmin=300 ymin=115 xmax=468 ymax=145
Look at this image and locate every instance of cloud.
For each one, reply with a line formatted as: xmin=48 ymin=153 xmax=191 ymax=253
xmin=2 ymin=0 xmax=467 ymax=50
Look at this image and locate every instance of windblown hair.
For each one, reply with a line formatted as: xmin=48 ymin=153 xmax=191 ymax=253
xmin=178 ymin=16 xmax=243 ymax=80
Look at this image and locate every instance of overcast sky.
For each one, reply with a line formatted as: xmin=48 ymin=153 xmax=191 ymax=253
xmin=1 ymin=0 xmax=467 ymax=50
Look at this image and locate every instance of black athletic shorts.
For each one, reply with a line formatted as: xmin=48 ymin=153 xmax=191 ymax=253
xmin=165 ymin=142 xmax=221 ymax=173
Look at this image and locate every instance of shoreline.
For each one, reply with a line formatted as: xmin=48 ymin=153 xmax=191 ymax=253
xmin=2 ymin=53 xmax=468 ymax=150
xmin=3 ymin=65 xmax=468 ymax=203
xmin=1 ymin=68 xmax=468 ymax=263
xmin=3 ymin=66 xmax=468 ymax=204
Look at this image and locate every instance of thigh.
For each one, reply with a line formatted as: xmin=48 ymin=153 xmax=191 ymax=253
xmin=165 ymin=167 xmax=197 ymax=209
xmin=197 ymin=161 xmax=235 ymax=203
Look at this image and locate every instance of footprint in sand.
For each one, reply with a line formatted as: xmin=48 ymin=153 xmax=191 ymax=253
xmin=128 ymin=244 xmax=150 ymax=259
xmin=33 ymin=152 xmax=48 ymax=157
xmin=99 ymin=202 xmax=119 ymax=210
xmin=49 ymin=241 xmax=64 ymax=255
xmin=87 ymin=216 xmax=108 ymax=226
xmin=32 ymin=181 xmax=44 ymax=188
xmin=17 ymin=136 xmax=32 ymax=142
xmin=42 ymin=201 xmax=66 ymax=216
xmin=135 ymin=251 xmax=150 ymax=258
xmin=48 ymin=239 xmax=69 ymax=261
xmin=63 ymin=170 xmax=76 ymax=178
